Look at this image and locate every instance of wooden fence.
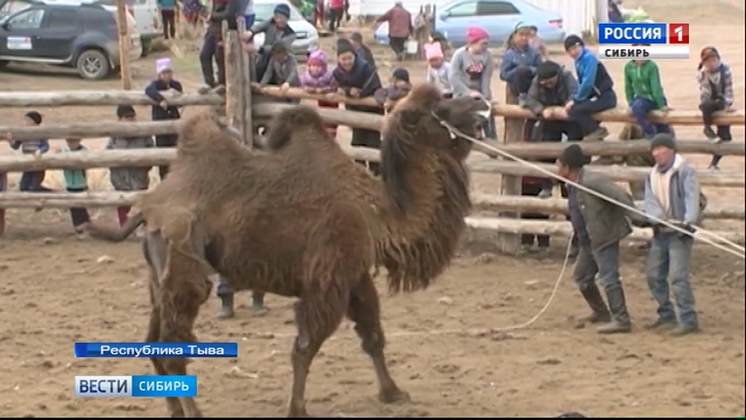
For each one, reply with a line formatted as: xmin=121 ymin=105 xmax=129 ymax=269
xmin=0 ymin=30 xmax=744 ymax=250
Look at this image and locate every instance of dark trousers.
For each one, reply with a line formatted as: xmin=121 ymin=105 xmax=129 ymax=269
xmin=349 ymin=104 xmax=383 ymax=175
xmin=521 ymin=183 xmax=551 ymax=248
xmin=19 ymin=171 xmax=53 ymax=192
xmin=155 ymin=134 xmax=177 ymax=179
xmin=389 ymin=37 xmax=407 ymax=57
xmin=66 ymin=187 xmax=90 ymax=229
xmin=630 ymin=98 xmax=671 ymax=138
xmin=328 ymin=7 xmax=343 ymax=32
xmin=574 ymin=241 xmax=630 ymax=323
xmin=161 ymin=9 xmax=176 ymax=39
xmin=568 ymin=90 xmax=617 ymax=135
xmin=526 ymin=119 xmax=582 ymax=189
xmin=243 ymin=14 xmax=255 ymax=30
xmin=699 ymin=98 xmax=732 ymax=167
xmin=200 ymin=32 xmax=226 ymax=86
xmin=507 ymin=66 xmax=534 ymax=95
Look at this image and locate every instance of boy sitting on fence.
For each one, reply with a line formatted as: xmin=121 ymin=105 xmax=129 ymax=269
xmin=106 ymin=105 xmax=155 ymax=228
xmin=58 ymin=137 xmax=91 ymax=238
xmin=623 ymin=47 xmax=672 ymax=138
xmin=697 ymin=46 xmax=735 ymax=170
xmin=499 ymin=22 xmax=543 ymax=106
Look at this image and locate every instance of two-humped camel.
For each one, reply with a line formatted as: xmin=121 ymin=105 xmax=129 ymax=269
xmin=86 ymin=84 xmax=490 ymax=417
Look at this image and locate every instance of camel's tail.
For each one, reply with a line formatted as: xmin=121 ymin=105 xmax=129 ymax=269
xmin=85 ymin=212 xmax=145 ymax=242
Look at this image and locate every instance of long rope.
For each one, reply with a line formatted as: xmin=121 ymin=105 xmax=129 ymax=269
xmin=436 ymin=116 xmax=746 ymax=260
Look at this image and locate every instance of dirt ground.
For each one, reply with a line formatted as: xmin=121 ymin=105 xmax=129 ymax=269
xmin=0 ymin=0 xmax=744 ymax=417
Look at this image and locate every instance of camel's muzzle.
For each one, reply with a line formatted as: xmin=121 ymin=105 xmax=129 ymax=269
xmin=471 ymin=97 xmax=492 ymax=140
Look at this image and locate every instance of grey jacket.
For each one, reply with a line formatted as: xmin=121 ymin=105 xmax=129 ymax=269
xmin=106 ymin=136 xmax=154 ymax=191
xmin=525 ymin=69 xmax=578 ymax=115
xmin=577 ymin=168 xmax=639 ymax=252
xmin=643 ymin=155 xmax=703 ymax=226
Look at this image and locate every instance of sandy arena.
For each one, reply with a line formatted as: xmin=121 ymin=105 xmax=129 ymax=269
xmin=0 ymin=0 xmax=744 ymax=416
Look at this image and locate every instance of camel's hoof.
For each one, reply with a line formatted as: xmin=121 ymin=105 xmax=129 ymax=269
xmin=378 ymin=388 xmax=411 ymax=404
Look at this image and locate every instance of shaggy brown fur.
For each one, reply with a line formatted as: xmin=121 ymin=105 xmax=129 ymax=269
xmin=85 ymin=84 xmax=489 ymax=417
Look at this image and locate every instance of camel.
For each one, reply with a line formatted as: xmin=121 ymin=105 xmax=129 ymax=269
xmin=85 ymin=84 xmax=490 ymax=417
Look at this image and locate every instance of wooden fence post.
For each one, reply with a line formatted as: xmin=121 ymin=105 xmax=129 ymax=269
xmin=497 ymin=87 xmax=524 ymax=255
xmin=115 ymin=0 xmax=132 ymax=90
xmin=223 ymin=23 xmax=245 ymax=134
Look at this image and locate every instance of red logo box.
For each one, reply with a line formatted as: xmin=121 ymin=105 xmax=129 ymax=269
xmin=668 ymin=23 xmax=689 ymax=44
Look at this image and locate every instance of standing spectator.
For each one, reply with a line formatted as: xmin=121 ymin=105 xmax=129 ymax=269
xmin=107 ymin=106 xmax=155 ymax=228
xmin=608 ymin=0 xmax=624 ymax=23
xmin=525 ymin=60 xmax=583 ymax=198
xmin=59 ymin=138 xmax=90 ymax=238
xmin=145 ymin=58 xmax=183 ymax=180
xmin=158 ymin=0 xmax=177 ymax=40
xmin=199 ymin=0 xmax=240 ymax=90
xmin=242 ymin=4 xmax=296 ymax=82
xmin=448 ymin=26 xmax=495 ymax=138
xmin=697 ymin=46 xmax=735 ymax=170
xmin=642 ymin=134 xmax=702 ymax=336
xmin=499 ymin=22 xmax=543 ymax=106
xmin=374 ymin=1 xmax=412 ymax=61
xmin=241 ymin=0 xmax=255 ymax=30
xmin=557 ymin=144 xmax=637 ymax=334
xmin=424 ymin=42 xmax=452 ymax=97
xmin=181 ymin=0 xmax=205 ymax=27
xmin=328 ymin=0 xmax=344 ymax=32
xmin=563 ymin=35 xmax=616 ymax=142
xmin=312 ymin=0 xmax=324 ymax=28
xmin=624 ymin=48 xmax=671 ymax=138
xmin=349 ymin=32 xmax=376 ymax=69
xmin=333 ymin=38 xmax=384 ymax=174
xmin=10 ymin=111 xmax=52 ymax=193
xmin=300 ymin=48 xmax=339 ymax=138
xmin=0 ymin=132 xmax=7 ymax=237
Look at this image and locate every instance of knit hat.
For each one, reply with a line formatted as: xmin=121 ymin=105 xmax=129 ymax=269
xmin=392 ymin=67 xmax=409 ymax=83
xmin=563 ymin=34 xmax=584 ymax=51
xmin=273 ymin=3 xmax=290 ymax=18
xmin=24 ymin=110 xmax=42 ymax=125
xmin=650 ymin=133 xmax=676 ymax=151
xmin=515 ymin=21 xmax=537 ymax=31
xmin=698 ymin=46 xmax=719 ymax=69
xmin=116 ymin=105 xmax=136 ymax=118
xmin=465 ymin=26 xmax=489 ymax=44
xmin=558 ymin=144 xmax=589 ymax=169
xmin=156 ymin=57 xmax=172 ymax=74
xmin=336 ymin=38 xmax=355 ymax=56
xmin=537 ymin=61 xmax=560 ymax=80
xmin=270 ymin=40 xmax=288 ymax=56
xmin=425 ymin=42 xmax=444 ymax=60
xmin=350 ymin=32 xmax=363 ymax=43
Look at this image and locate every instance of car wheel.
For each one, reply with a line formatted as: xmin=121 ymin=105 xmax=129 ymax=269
xmin=76 ymin=49 xmax=111 ymax=80
xmin=141 ymin=37 xmax=151 ymax=58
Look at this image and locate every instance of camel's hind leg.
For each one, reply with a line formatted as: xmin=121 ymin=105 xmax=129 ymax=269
xmin=288 ymin=288 xmax=348 ymax=417
xmin=347 ymin=272 xmax=410 ymax=404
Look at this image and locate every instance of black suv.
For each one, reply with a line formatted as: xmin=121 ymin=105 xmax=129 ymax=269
xmin=0 ymin=2 xmax=141 ymax=79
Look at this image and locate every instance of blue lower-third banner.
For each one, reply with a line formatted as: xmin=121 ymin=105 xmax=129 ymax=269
xmin=74 ymin=375 xmax=197 ymax=397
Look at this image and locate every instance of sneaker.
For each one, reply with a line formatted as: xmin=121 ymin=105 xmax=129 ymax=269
xmin=537 ymin=187 xmax=553 ymax=199
xmin=703 ymin=127 xmax=719 ymax=142
xmin=536 ymin=245 xmax=549 ymax=254
xmin=597 ymin=321 xmax=632 ymax=334
xmin=708 ymin=165 xmax=720 ymax=171
xmin=517 ymin=93 xmax=528 ymax=107
xmin=582 ymin=127 xmax=609 ymax=142
xmin=520 ymin=244 xmax=535 ymax=254
xmin=670 ymin=325 xmax=700 ymax=336
xmin=643 ymin=318 xmax=677 ymax=330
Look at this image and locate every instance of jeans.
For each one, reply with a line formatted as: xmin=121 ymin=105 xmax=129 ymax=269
xmin=574 ymin=241 xmax=629 ymax=322
xmin=630 ymin=98 xmax=671 ymax=138
xmin=200 ymin=32 xmax=225 ymax=86
xmin=532 ymin=120 xmax=582 ymax=190
xmin=699 ymin=99 xmax=732 ymax=167
xmin=161 ymin=9 xmax=176 ymax=39
xmin=244 ymin=13 xmax=255 ymax=30
xmin=568 ymin=90 xmax=617 ymax=135
xmin=646 ymin=232 xmax=698 ymax=328
xmin=19 ymin=171 xmax=53 ymax=192
xmin=66 ymin=187 xmax=90 ymax=228
xmin=506 ymin=66 xmax=534 ymax=96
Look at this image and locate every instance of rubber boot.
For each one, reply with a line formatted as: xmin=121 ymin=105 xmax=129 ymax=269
xmin=575 ymin=286 xmax=611 ymax=328
xmin=217 ymin=293 xmax=235 ymax=319
xmin=597 ymin=287 xmax=632 ymax=334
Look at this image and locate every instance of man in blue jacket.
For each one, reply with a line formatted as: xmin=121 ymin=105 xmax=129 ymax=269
xmin=563 ymin=35 xmax=617 ymax=142
xmin=643 ymin=133 xmax=702 ymax=336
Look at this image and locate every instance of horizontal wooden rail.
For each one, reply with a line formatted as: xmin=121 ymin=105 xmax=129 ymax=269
xmin=0 ymin=121 xmax=178 ymax=141
xmin=0 ymin=91 xmax=223 ymax=107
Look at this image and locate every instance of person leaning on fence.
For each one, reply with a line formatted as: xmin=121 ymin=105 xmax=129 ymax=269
xmin=258 ymin=41 xmax=300 ymax=100
xmin=641 ymin=133 xmax=703 ymax=336
xmin=374 ymin=68 xmax=411 ymax=112
xmin=563 ymin=35 xmax=616 ymax=143
xmin=332 ymin=38 xmax=384 ymax=175
xmin=107 ymin=105 xmax=155 ymax=228
xmin=558 ymin=144 xmax=641 ymax=334
xmin=300 ymin=47 xmax=339 ymax=138
xmin=242 ymin=4 xmax=296 ymax=82
xmin=9 ymin=111 xmax=53 ymax=194
xmin=145 ymin=58 xmax=183 ymax=180
xmin=525 ymin=60 xmax=583 ymax=198
xmin=58 ymin=138 xmax=91 ymax=239
xmin=448 ymin=26 xmax=496 ymax=138
xmin=697 ymin=46 xmax=735 ymax=170
xmin=623 ymin=46 xmax=672 ymax=138
xmin=199 ymin=0 xmax=240 ymax=91
xmin=425 ymin=42 xmax=452 ymax=98
xmin=499 ymin=22 xmax=543 ymax=107
xmin=349 ymin=32 xmax=376 ymax=70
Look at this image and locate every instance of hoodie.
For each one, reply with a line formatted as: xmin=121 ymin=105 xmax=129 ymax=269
xmin=573 ymin=47 xmax=613 ymax=102
xmin=623 ymin=60 xmax=666 ymax=109
xmin=697 ymin=62 xmax=734 ymax=107
xmin=448 ymin=45 xmax=493 ymax=99
xmin=499 ymin=44 xmax=542 ymax=82
xmin=300 ymin=49 xmax=336 ymax=93
xmin=525 ymin=64 xmax=578 ymax=115
xmin=644 ymin=154 xmax=702 ymax=226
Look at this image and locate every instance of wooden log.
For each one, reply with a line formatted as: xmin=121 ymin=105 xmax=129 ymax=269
xmin=0 ymin=121 xmax=179 ymax=140
xmin=0 ymin=149 xmax=174 ymax=172
xmin=115 ymin=0 xmax=132 ymax=90
xmin=497 ymin=86 xmax=524 ymax=254
xmin=468 ymin=160 xmax=745 ymax=187
xmin=472 ymin=193 xmax=746 ymax=220
xmin=225 ymin=27 xmax=243 ymax=132
xmin=0 ymin=91 xmax=223 ymax=107
xmin=0 ymin=191 xmax=140 ymax=208
xmin=465 ymin=217 xmax=745 ymax=244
